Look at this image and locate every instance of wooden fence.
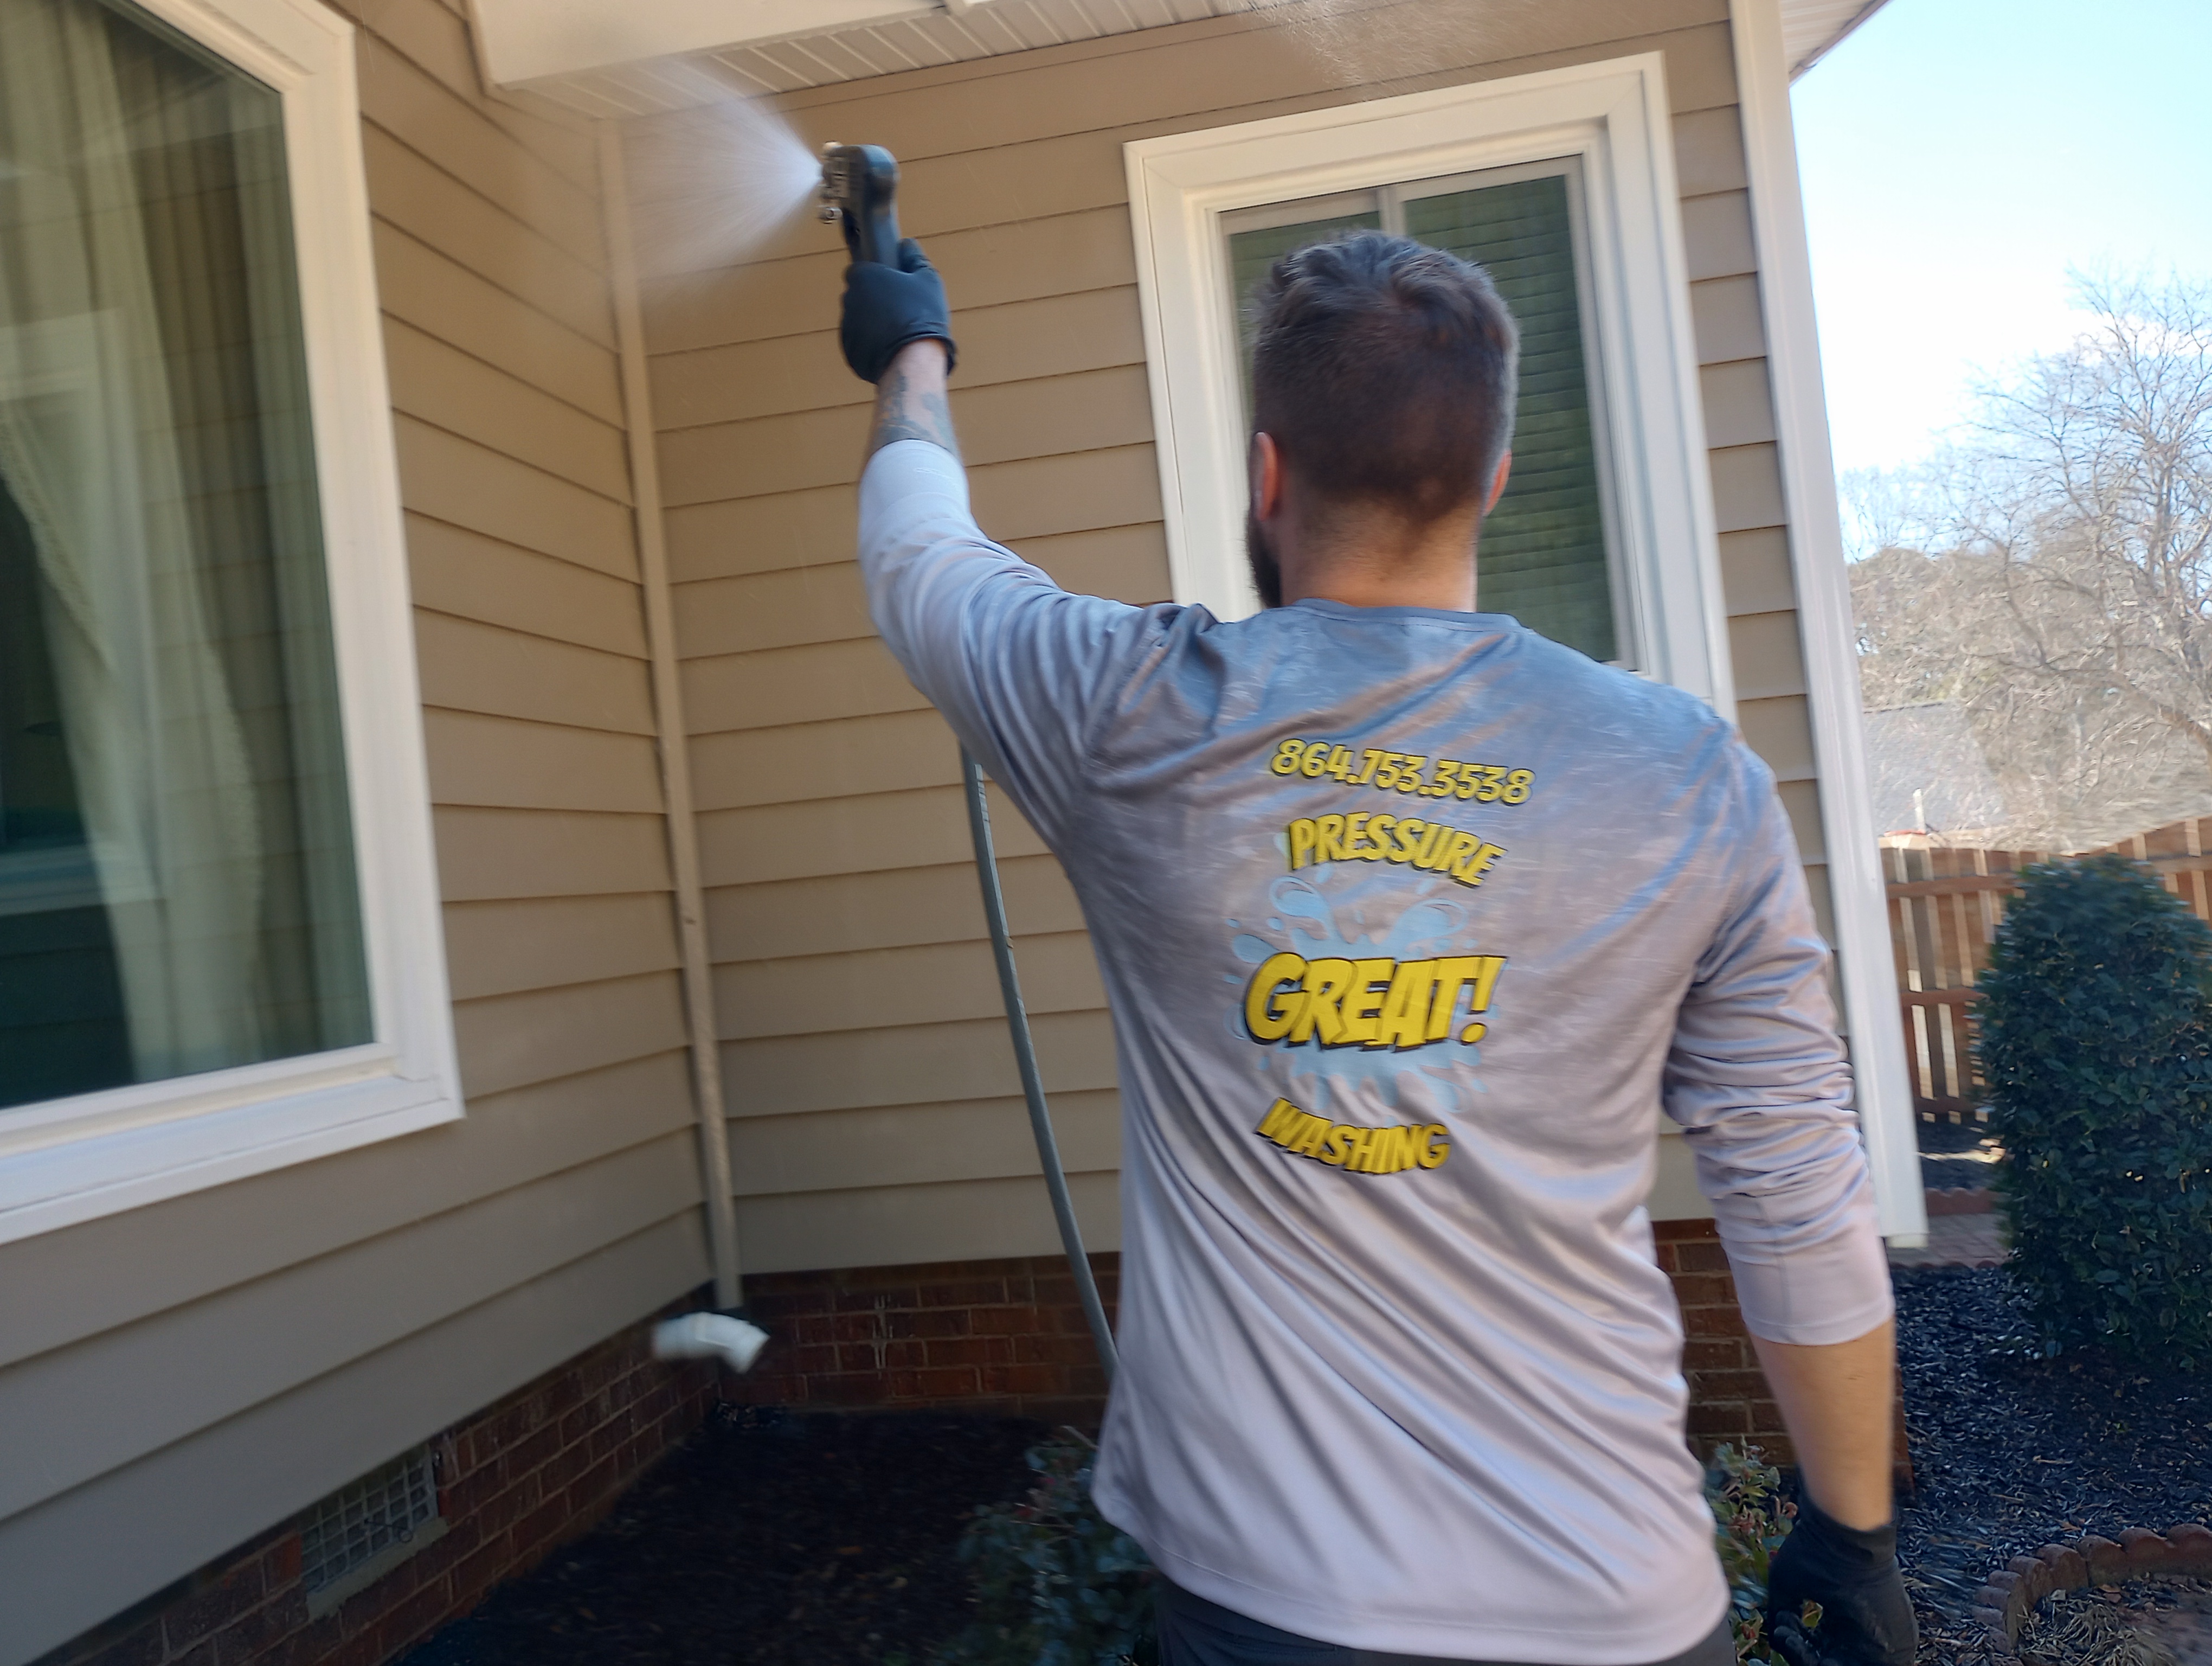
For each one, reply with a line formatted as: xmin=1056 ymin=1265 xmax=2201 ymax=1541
xmin=1881 ymin=816 xmax=2212 ymax=1124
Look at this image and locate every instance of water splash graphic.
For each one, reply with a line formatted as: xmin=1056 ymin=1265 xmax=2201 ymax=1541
xmin=1224 ymin=870 xmax=1495 ymax=1120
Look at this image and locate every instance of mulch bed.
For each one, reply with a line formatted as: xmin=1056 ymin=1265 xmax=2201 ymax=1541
xmin=1894 ymin=1267 xmax=2212 ymax=1661
xmin=395 ymin=1266 xmax=2211 ymax=1666
xmin=396 ymin=1407 xmax=1047 ymax=1666
xmin=2011 ymin=1572 xmax=2212 ymax=1664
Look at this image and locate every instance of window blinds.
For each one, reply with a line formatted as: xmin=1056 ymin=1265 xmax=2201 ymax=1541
xmin=1404 ymin=176 xmax=1613 ymax=662
xmin=1224 ymin=172 xmax=1617 ymax=662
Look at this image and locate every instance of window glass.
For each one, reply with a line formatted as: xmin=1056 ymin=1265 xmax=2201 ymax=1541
xmin=1223 ymin=169 xmax=1618 ymax=663
xmin=0 ymin=0 xmax=370 ymax=1112
xmin=1404 ymin=175 xmax=1615 ymax=663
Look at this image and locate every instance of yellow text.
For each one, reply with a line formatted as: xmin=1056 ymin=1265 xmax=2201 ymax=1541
xmin=1255 ymin=1098 xmax=1450 ymax=1174
xmin=1266 ymin=736 xmax=1533 ymax=804
xmin=1243 ymin=951 xmax=1504 ymax=1050
xmin=1284 ymin=813 xmax=1503 ymax=887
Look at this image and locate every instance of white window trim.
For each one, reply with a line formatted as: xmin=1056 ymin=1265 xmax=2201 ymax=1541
xmin=0 ymin=0 xmax=461 ymax=1245
xmin=1123 ymin=55 xmax=1735 ymax=718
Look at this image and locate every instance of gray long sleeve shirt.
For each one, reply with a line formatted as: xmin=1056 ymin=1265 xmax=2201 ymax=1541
xmin=857 ymin=440 xmax=1892 ymax=1663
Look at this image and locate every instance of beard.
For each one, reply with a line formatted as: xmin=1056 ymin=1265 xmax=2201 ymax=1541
xmin=1244 ymin=507 xmax=1283 ymax=610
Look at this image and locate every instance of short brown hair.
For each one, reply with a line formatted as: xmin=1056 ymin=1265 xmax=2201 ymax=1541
xmin=1249 ymin=230 xmax=1519 ymax=525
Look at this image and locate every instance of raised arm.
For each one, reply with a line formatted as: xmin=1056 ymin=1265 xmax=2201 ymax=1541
xmin=839 ymin=240 xmax=1163 ymax=850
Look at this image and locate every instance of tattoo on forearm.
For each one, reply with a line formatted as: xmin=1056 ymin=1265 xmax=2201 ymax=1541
xmin=868 ymin=348 xmax=960 ymax=463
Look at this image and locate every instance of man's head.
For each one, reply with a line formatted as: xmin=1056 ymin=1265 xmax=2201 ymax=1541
xmin=1245 ymin=230 xmax=1519 ymax=609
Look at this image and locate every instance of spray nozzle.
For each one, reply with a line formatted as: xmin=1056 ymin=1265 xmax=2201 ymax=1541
xmin=819 ymin=142 xmax=903 ymax=267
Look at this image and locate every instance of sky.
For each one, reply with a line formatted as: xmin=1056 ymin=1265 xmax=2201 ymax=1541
xmin=1790 ymin=0 xmax=2212 ymax=476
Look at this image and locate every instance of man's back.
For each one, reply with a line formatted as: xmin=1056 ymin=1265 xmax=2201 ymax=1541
xmin=859 ymin=439 xmax=1889 ymax=1662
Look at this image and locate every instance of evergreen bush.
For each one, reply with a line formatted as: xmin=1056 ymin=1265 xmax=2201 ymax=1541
xmin=922 ymin=1432 xmax=1815 ymax=1665
xmin=1706 ymin=1444 xmax=1827 ymax=1664
xmin=1977 ymin=853 xmax=2212 ymax=1367
xmin=926 ymin=1430 xmax=1155 ymax=1666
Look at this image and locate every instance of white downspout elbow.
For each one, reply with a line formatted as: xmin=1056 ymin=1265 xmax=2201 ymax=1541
xmin=652 ymin=1312 xmax=769 ymax=1374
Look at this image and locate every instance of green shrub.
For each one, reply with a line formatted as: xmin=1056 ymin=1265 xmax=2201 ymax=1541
xmin=1978 ymin=853 xmax=2212 ymax=1367
xmin=923 ymin=1432 xmax=1805 ymax=1666
xmin=927 ymin=1430 xmax=1155 ymax=1666
xmin=1705 ymin=1443 xmax=1805 ymax=1664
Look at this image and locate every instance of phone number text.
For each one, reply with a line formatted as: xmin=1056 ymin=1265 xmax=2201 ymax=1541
xmin=1267 ymin=738 xmax=1532 ymax=804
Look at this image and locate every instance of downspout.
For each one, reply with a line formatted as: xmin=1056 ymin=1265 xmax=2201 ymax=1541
xmin=598 ymin=120 xmax=746 ymax=1307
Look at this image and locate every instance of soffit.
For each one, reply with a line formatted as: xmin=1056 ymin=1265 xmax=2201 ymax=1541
xmin=473 ymin=0 xmax=1269 ymax=118
xmin=474 ymin=0 xmax=1890 ymax=118
xmin=1778 ymin=0 xmax=1889 ymax=78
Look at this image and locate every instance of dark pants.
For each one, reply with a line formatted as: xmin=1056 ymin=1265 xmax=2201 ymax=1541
xmin=1154 ymin=1579 xmax=1736 ymax=1666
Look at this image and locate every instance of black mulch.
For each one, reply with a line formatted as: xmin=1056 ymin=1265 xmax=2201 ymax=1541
xmin=394 ymin=1270 xmax=2211 ymax=1666
xmin=1894 ymin=1266 xmax=2212 ymax=1657
xmin=396 ymin=1407 xmax=1047 ymax=1666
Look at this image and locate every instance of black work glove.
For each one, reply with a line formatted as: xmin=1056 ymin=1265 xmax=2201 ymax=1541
xmin=839 ymin=236 xmax=956 ymax=383
xmin=1763 ymin=1496 xmax=1916 ymax=1666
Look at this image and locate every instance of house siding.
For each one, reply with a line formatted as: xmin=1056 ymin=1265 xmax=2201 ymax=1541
xmin=625 ymin=0 xmax=1829 ymax=1277
xmin=4 ymin=0 xmax=1867 ymax=1652
xmin=30 ymin=1308 xmax=719 ymax=1666
xmin=0 ymin=3 xmax=712 ymax=1660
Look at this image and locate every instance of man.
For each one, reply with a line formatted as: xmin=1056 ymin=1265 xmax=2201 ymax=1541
xmin=837 ymin=231 xmax=1913 ymax=1666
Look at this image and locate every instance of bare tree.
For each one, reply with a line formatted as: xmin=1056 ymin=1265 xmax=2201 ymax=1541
xmin=1847 ymin=275 xmax=2212 ymax=849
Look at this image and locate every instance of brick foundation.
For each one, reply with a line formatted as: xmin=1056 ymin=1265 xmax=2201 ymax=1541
xmin=1654 ymin=1219 xmax=1798 ymax=1464
xmin=726 ymin=1253 xmax=1119 ymax=1426
xmin=38 ymin=1299 xmax=720 ymax=1666
xmin=1657 ymin=1219 xmax=1914 ymax=1486
xmin=730 ymin=1230 xmax=1908 ymax=1483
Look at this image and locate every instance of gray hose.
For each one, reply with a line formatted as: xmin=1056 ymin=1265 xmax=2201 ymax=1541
xmin=960 ymin=747 xmax=1118 ymax=1381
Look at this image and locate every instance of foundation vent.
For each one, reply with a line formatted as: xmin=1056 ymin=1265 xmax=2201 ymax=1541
xmin=300 ymin=1445 xmax=444 ymax=1612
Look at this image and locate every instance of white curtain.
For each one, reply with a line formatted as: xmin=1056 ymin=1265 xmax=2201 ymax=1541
xmin=0 ymin=0 xmax=266 ymax=1080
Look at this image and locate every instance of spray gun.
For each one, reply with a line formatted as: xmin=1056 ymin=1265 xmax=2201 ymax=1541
xmin=818 ymin=143 xmax=903 ymax=265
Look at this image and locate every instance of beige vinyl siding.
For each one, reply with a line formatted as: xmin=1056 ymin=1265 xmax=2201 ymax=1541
xmin=626 ymin=0 xmax=1830 ymax=1273
xmin=1673 ymin=96 xmax=1835 ymax=931
xmin=0 ymin=1 xmax=708 ymax=1656
xmin=2 ymin=1215 xmax=703 ymax=1659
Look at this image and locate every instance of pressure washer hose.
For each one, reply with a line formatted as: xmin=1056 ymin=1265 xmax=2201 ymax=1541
xmin=961 ymin=748 xmax=1119 ymax=1381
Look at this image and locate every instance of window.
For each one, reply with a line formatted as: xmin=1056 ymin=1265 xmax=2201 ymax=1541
xmin=1126 ymin=57 xmax=1734 ymax=709
xmin=1224 ymin=162 xmax=1622 ymax=662
xmin=0 ymin=0 xmax=459 ymax=1243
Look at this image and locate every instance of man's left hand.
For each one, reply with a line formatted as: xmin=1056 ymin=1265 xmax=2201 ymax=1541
xmin=1762 ymin=1497 xmax=1916 ymax=1666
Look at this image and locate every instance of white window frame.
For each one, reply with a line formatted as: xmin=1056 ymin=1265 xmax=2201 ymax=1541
xmin=1124 ymin=55 xmax=1735 ymax=716
xmin=0 ymin=0 xmax=460 ymax=1245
